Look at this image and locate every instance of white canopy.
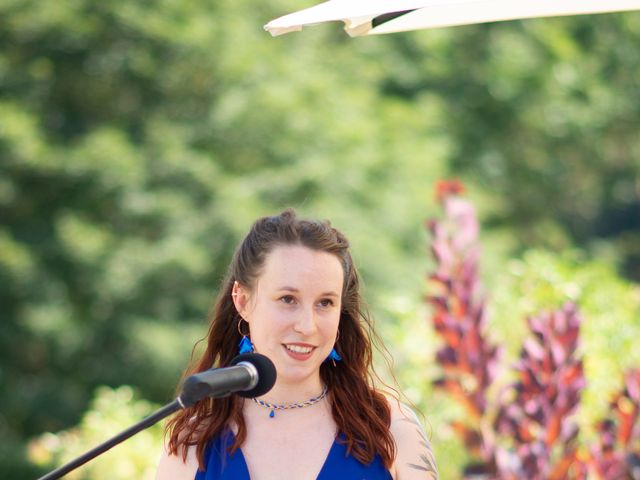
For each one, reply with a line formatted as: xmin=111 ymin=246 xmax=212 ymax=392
xmin=265 ymin=0 xmax=640 ymax=37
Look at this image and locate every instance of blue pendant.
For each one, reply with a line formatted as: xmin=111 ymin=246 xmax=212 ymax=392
xmin=269 ymin=410 xmax=275 ymax=418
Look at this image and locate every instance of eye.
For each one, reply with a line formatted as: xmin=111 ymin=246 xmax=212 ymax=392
xmin=318 ymin=298 xmax=334 ymax=308
xmin=280 ymin=295 xmax=296 ymax=304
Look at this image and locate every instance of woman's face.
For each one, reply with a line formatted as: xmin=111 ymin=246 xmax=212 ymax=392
xmin=233 ymin=244 xmax=343 ymax=387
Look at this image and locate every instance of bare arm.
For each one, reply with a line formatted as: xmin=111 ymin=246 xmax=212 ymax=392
xmin=155 ymin=444 xmax=199 ymax=480
xmin=389 ymin=401 xmax=438 ymax=480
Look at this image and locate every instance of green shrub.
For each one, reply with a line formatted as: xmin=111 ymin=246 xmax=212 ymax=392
xmin=29 ymin=386 xmax=164 ymax=480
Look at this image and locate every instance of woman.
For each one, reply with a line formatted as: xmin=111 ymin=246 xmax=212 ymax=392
xmin=157 ymin=209 xmax=438 ymax=479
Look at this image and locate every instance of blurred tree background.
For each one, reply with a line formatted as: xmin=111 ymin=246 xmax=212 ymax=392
xmin=1 ymin=0 xmax=639 ymax=478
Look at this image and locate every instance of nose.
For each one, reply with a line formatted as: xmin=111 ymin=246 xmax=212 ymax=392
xmin=293 ymin=305 xmax=317 ymax=336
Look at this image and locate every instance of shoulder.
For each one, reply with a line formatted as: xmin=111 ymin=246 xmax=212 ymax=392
xmin=155 ymin=442 xmax=199 ymax=480
xmin=386 ymin=397 xmax=438 ymax=480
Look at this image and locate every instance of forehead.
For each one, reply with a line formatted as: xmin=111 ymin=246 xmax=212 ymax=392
xmin=259 ymin=245 xmax=344 ymax=289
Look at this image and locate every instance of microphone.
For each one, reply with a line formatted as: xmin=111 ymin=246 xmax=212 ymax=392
xmin=178 ymin=353 xmax=277 ymax=407
xmin=36 ymin=353 xmax=276 ymax=480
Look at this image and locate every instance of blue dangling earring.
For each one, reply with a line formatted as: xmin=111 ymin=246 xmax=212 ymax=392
xmin=324 ymin=330 xmax=342 ymax=366
xmin=327 ymin=348 xmax=342 ymax=364
xmin=238 ymin=319 xmax=254 ymax=354
xmin=239 ymin=336 xmax=254 ymax=354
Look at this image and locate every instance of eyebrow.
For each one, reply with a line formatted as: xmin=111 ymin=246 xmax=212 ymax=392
xmin=278 ymin=286 xmax=340 ymax=298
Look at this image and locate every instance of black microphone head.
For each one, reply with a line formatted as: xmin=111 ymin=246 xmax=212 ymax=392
xmin=230 ymin=353 xmax=277 ymax=398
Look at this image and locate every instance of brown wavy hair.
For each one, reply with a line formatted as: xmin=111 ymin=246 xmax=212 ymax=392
xmin=166 ymin=209 xmax=396 ymax=469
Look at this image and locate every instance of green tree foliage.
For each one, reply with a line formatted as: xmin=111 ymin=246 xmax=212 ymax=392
xmin=28 ymin=386 xmax=163 ymax=479
xmin=378 ymin=14 xmax=640 ymax=278
xmin=0 ymin=1 xmax=445 ymax=475
xmin=1 ymin=0 xmax=639 ymax=477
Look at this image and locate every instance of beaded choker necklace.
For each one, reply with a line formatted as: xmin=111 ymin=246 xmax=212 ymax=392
xmin=252 ymin=386 xmax=328 ymax=418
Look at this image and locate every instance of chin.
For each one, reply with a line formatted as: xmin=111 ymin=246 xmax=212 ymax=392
xmin=276 ymin=363 xmax=321 ymax=385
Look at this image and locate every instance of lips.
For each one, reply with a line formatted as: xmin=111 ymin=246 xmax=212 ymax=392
xmin=283 ymin=343 xmax=316 ymax=360
xmin=285 ymin=344 xmax=313 ymax=354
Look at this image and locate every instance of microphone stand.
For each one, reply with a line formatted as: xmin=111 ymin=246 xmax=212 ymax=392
xmin=36 ymin=353 xmax=273 ymax=480
xmin=37 ymin=399 xmax=183 ymax=480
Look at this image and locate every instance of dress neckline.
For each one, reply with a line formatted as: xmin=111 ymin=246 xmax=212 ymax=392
xmin=229 ymin=430 xmax=342 ymax=480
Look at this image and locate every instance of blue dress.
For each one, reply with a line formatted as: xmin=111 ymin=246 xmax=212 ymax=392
xmin=195 ymin=430 xmax=392 ymax=480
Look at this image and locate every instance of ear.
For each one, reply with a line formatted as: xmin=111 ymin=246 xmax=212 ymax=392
xmin=231 ymin=281 xmax=251 ymax=319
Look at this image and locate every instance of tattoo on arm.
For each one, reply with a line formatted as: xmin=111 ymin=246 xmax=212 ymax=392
xmin=401 ymin=415 xmax=439 ymax=479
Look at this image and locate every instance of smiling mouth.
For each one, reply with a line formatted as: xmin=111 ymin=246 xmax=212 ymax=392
xmin=284 ymin=344 xmax=314 ymax=354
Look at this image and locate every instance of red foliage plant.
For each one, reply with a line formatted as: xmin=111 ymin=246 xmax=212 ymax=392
xmin=426 ymin=179 xmax=640 ymax=480
xmin=427 ymin=179 xmax=501 ymax=474
xmin=584 ymin=369 xmax=640 ymax=479
xmin=493 ymin=305 xmax=585 ymax=479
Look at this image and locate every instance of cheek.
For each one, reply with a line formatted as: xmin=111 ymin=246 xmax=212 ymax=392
xmin=249 ymin=306 xmax=290 ymax=339
xmin=321 ymin=313 xmax=341 ymax=337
